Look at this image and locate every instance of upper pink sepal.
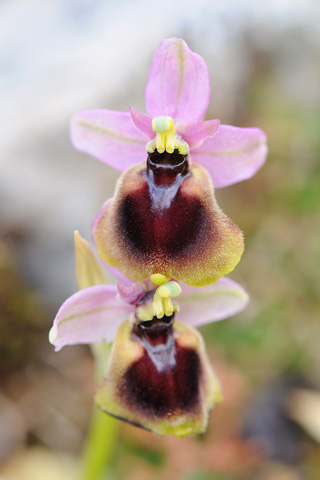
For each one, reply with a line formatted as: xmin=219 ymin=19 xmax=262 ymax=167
xmin=70 ymin=109 xmax=146 ymax=171
xmin=192 ymin=125 xmax=268 ymax=188
xmin=178 ymin=277 xmax=249 ymax=327
xmin=145 ymin=38 xmax=210 ymax=122
xmin=49 ymin=285 xmax=134 ymax=351
xmin=129 ymin=107 xmax=154 ymax=139
xmin=177 ymin=119 xmax=220 ymax=148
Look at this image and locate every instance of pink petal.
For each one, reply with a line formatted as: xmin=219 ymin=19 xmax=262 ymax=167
xmin=177 ymin=119 xmax=220 ymax=148
xmin=49 ymin=285 xmax=134 ymax=351
xmin=129 ymin=107 xmax=154 ymax=139
xmin=70 ymin=109 xmax=147 ymax=171
xmin=191 ymin=125 xmax=268 ymax=188
xmin=145 ymin=38 xmax=210 ymax=122
xmin=177 ymin=277 xmax=249 ymax=328
xmin=117 ymin=281 xmax=147 ymax=304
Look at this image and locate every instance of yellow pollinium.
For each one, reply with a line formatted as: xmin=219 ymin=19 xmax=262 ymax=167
xmin=146 ymin=116 xmax=189 ymax=155
xmin=153 ymin=280 xmax=182 ymax=319
xmin=135 ymin=280 xmax=182 ymax=321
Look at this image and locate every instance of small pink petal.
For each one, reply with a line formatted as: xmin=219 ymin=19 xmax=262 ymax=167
xmin=177 ymin=277 xmax=249 ymax=328
xmin=49 ymin=285 xmax=134 ymax=351
xmin=117 ymin=281 xmax=147 ymax=304
xmin=177 ymin=119 xmax=220 ymax=148
xmin=70 ymin=109 xmax=147 ymax=171
xmin=145 ymin=38 xmax=210 ymax=122
xmin=192 ymin=125 xmax=268 ymax=188
xmin=130 ymin=107 xmax=154 ymax=139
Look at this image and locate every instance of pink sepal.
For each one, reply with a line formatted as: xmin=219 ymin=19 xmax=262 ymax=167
xmin=177 ymin=277 xmax=249 ymax=327
xmin=70 ymin=109 xmax=146 ymax=171
xmin=145 ymin=38 xmax=210 ymax=122
xmin=50 ymin=285 xmax=134 ymax=350
xmin=192 ymin=125 xmax=268 ymax=188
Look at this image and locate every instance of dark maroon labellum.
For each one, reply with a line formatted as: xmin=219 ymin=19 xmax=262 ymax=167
xmin=94 ymin=149 xmax=244 ymax=286
xmin=118 ymin=151 xmax=208 ymax=260
xmin=121 ymin=314 xmax=201 ymax=418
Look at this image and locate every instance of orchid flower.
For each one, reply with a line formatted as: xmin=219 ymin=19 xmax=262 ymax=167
xmin=50 ymin=232 xmax=248 ymax=436
xmin=70 ymin=38 xmax=267 ymax=288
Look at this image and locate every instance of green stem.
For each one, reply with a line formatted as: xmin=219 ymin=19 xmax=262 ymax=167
xmin=80 ymin=343 xmax=118 ymax=480
xmin=80 ymin=406 xmax=118 ymax=480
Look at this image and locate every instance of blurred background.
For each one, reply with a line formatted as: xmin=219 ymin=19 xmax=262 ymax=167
xmin=1 ymin=0 xmax=320 ymax=479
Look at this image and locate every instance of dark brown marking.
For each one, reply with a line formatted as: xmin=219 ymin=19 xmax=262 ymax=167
xmin=120 ymin=321 xmax=201 ymax=418
xmin=136 ymin=313 xmax=174 ymax=346
xmin=118 ymin=155 xmax=210 ymax=260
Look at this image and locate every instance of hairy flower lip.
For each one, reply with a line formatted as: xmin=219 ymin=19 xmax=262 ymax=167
xmin=95 ymin=318 xmax=221 ymax=437
xmin=93 ymin=162 xmax=244 ymax=287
